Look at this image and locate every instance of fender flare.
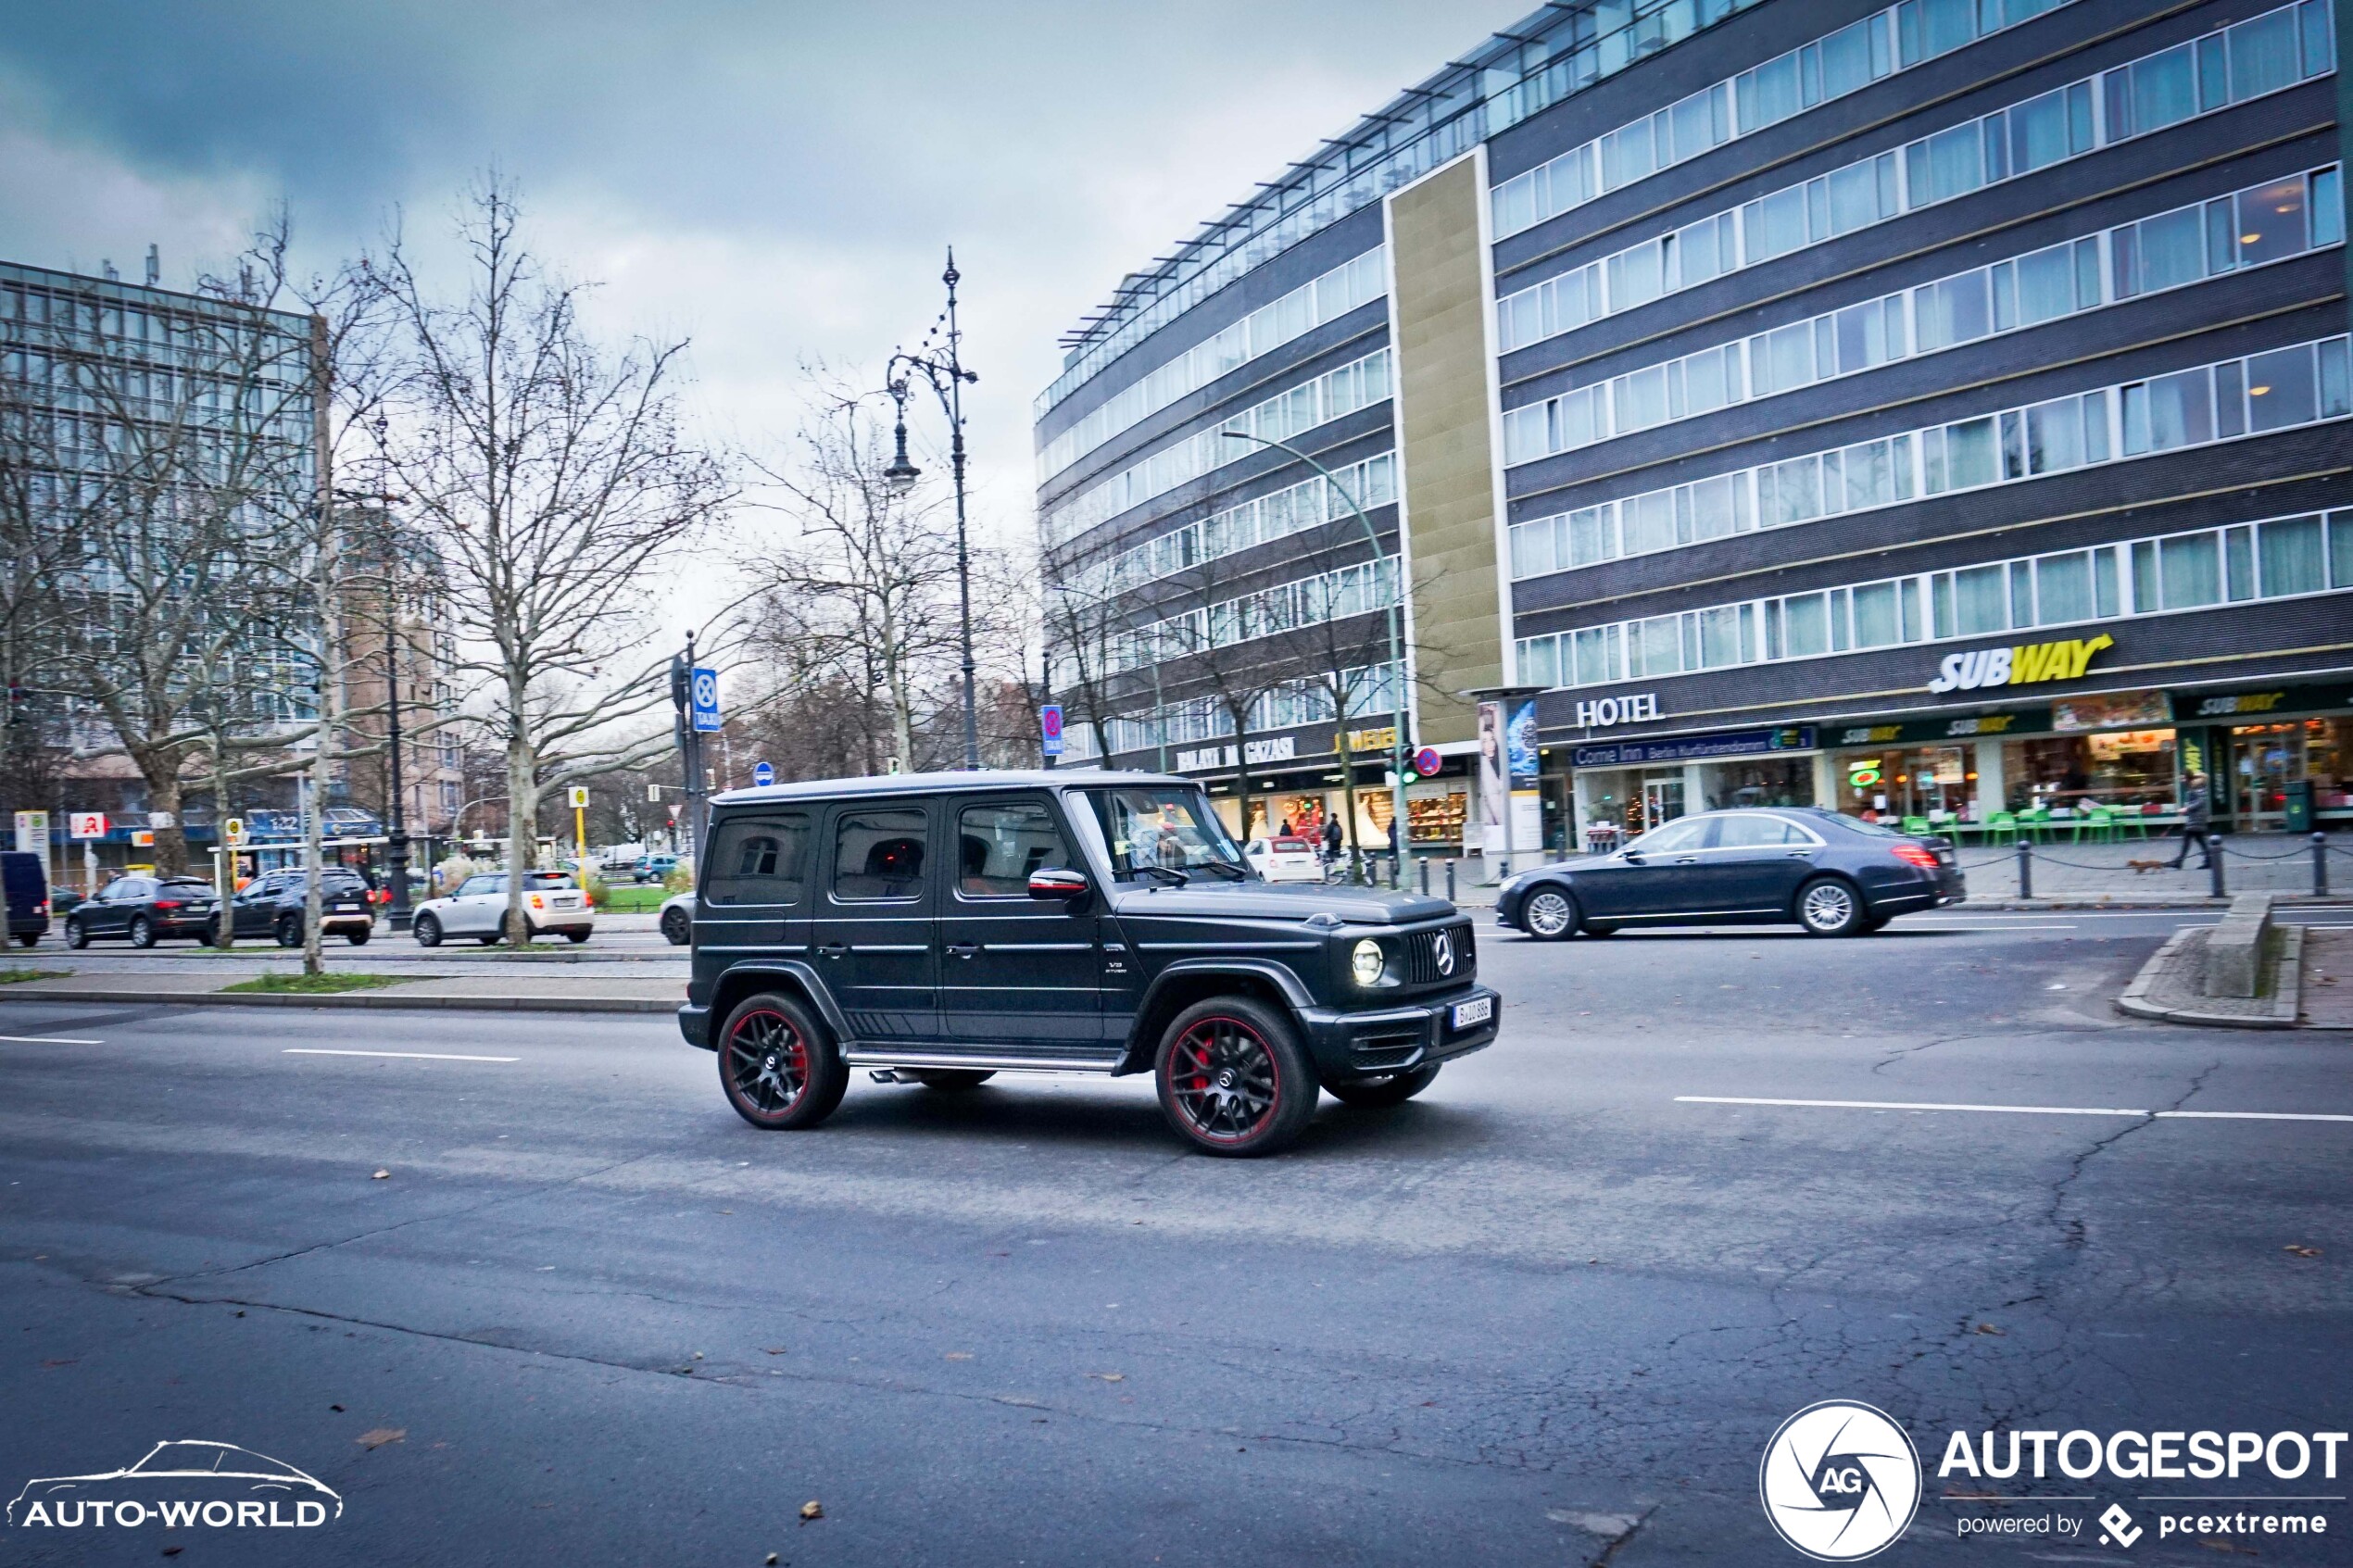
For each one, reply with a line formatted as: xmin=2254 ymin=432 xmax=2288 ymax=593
xmin=1118 ymin=957 xmax=1319 ymax=1073
xmin=706 ymin=960 xmax=854 ymax=1045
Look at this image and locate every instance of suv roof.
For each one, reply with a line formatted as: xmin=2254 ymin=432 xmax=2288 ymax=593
xmin=711 ymin=768 xmax=1189 ymax=807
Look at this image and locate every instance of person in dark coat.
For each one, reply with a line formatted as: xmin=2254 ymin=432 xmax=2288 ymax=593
xmin=2170 ymin=772 xmax=2214 ymax=869
xmin=1320 ymin=816 xmax=1341 ymax=859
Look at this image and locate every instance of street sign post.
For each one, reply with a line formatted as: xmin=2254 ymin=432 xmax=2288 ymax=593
xmin=223 ymin=817 xmax=245 ymax=847
xmin=69 ymin=811 xmax=107 ymax=840
xmin=690 ymin=667 xmax=722 ymax=733
xmin=1039 ymin=705 xmax=1063 ymax=763
xmin=1412 ymin=746 xmax=1442 ymax=778
xmin=568 ymin=786 xmax=589 ymax=872
xmin=752 ymin=761 xmax=775 ymax=787
xmin=13 ymin=810 xmax=47 ymax=883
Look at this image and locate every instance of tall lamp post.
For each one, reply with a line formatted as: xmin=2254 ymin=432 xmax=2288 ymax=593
xmin=1220 ymin=431 xmax=1408 ymax=875
xmin=1044 ymin=577 xmax=1165 ymax=774
xmin=337 ymin=479 xmax=418 ymax=929
xmin=882 ymin=248 xmax=982 ymax=771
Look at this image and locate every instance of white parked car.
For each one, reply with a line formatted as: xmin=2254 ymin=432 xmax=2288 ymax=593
xmin=658 ymin=891 xmax=694 ymax=946
xmin=412 ymin=870 xmax=594 ymax=946
xmin=1244 ymin=834 xmax=1325 ymax=884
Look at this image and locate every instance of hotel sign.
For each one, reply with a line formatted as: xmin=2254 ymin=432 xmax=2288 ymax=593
xmin=1573 ymin=692 xmax=1660 ymax=728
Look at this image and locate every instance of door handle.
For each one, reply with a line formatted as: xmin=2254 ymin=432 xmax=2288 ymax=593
xmin=816 ymin=942 xmax=849 ymax=960
xmin=944 ymin=942 xmax=980 ymax=960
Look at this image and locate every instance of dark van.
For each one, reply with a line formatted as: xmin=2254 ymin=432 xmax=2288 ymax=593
xmin=2 ymin=851 xmax=46 ymax=947
xmin=679 ymin=770 xmax=1500 ymax=1158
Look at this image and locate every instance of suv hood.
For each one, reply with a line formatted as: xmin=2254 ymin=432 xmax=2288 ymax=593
xmin=1105 ymin=879 xmax=1453 ymax=926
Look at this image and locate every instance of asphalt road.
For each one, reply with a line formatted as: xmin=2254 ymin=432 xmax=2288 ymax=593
xmin=1 ymin=909 xmax=2347 ymax=1565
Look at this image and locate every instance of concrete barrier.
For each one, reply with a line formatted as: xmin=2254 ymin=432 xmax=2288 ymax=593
xmin=2204 ymin=892 xmax=2274 ymax=998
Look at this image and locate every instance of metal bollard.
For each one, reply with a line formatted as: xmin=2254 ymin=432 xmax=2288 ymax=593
xmin=2015 ymin=836 xmax=2032 ymax=900
xmin=2314 ymin=831 xmax=2329 ymax=897
xmin=2208 ymin=835 xmax=2226 ymax=898
xmin=1418 ymin=857 xmax=1429 ymax=895
xmin=1446 ymin=859 xmax=1456 ymax=902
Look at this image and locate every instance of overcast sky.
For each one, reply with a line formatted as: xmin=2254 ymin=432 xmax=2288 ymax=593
xmin=0 ymin=0 xmax=1528 ymax=582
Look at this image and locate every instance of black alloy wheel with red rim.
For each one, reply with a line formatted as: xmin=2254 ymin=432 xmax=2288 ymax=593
xmin=718 ymin=992 xmax=847 ymax=1130
xmin=1153 ymin=996 xmax=1317 ymax=1158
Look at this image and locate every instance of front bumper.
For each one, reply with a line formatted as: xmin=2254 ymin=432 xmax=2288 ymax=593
xmin=1294 ymin=984 xmax=1501 ymax=1084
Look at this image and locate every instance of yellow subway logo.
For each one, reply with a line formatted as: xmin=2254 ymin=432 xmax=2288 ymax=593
xmin=1928 ymin=633 xmax=2112 ymax=694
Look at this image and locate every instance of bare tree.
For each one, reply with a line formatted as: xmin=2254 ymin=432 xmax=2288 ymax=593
xmin=742 ymin=391 xmax=965 ymax=775
xmin=375 ymin=178 xmax=731 ymax=943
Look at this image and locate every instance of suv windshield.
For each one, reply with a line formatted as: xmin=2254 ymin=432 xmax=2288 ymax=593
xmin=1080 ymin=787 xmax=1245 ymax=882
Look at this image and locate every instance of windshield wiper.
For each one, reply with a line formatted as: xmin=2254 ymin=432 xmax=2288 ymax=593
xmin=1197 ymin=859 xmax=1247 ymax=880
xmin=1134 ymin=864 xmax=1189 ymax=886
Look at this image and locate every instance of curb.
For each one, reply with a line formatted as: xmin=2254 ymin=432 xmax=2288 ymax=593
xmin=0 ymin=987 xmax=675 ymax=1015
xmin=2115 ymin=925 xmax=2304 ymax=1029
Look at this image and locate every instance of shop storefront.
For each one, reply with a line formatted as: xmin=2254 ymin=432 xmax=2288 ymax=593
xmin=1570 ymin=727 xmax=1818 ymax=845
xmin=2171 ymin=679 xmax=2353 ymax=828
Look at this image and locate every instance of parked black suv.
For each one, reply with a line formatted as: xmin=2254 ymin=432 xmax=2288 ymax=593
xmin=63 ymin=875 xmax=220 ymax=947
xmin=213 ymin=868 xmax=377 ymax=947
xmin=679 ymin=771 xmax=1501 ymax=1157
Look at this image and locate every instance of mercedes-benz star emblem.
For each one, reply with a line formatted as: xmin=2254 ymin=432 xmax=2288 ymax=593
xmin=1433 ymin=931 xmax=1454 ymax=975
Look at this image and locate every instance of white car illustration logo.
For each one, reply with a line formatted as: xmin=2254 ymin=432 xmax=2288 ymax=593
xmin=8 ymin=1440 xmax=343 ymax=1526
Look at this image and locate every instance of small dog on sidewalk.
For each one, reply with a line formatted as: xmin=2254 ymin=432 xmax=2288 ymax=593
xmin=2124 ymin=858 xmax=2171 ymax=874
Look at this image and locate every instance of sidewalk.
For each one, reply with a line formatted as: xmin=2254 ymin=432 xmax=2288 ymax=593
xmin=0 ymin=972 xmax=680 ymax=1014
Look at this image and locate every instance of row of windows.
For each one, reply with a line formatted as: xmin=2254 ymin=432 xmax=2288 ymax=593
xmin=1097 ymin=660 xmax=1404 ymax=757
xmin=1083 ymin=453 xmax=1396 ymax=597
xmin=1496 ymin=1 xmax=2335 ymax=351
xmin=1501 ymin=167 xmax=2344 ymax=466
xmin=1507 ymin=334 xmax=2353 ymax=578
xmin=1042 ymin=349 xmax=1391 ymax=546
xmin=1038 ymin=0 xmax=1768 ymax=417
xmin=1109 ymin=557 xmax=1401 ymax=675
xmin=1515 ymin=509 xmax=2353 ymax=689
xmin=1038 ymin=249 xmax=1385 ymax=484
xmin=1491 ymin=0 xmax=2082 ymax=240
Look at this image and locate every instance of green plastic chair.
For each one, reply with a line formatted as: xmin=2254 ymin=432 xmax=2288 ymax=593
xmin=1900 ymin=815 xmax=1931 ymax=836
xmin=2072 ymin=805 xmax=2115 ymax=843
xmin=2021 ymin=805 xmax=2053 ymax=842
xmin=1984 ymin=810 xmax=2019 ymax=844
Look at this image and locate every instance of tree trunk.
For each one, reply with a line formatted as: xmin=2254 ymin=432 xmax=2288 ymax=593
xmin=503 ymin=716 xmax=538 ymax=945
xmin=130 ymin=755 xmax=191 ymax=876
xmin=210 ymin=746 xmax=235 ymax=948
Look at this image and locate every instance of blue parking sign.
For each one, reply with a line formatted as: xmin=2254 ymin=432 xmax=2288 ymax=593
xmin=752 ymin=760 xmax=774 ymax=787
xmin=690 ymin=667 xmax=722 ymax=733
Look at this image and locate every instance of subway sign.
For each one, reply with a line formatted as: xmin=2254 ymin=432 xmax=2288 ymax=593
xmin=1928 ymin=633 xmax=2113 ymax=695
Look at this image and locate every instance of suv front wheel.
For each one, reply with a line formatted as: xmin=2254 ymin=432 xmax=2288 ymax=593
xmin=719 ymin=992 xmax=847 ymax=1131
xmin=1153 ymin=997 xmax=1317 ymax=1158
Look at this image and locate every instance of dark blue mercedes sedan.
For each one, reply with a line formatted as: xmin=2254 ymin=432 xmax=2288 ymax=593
xmin=1494 ymin=807 xmax=1965 ymax=940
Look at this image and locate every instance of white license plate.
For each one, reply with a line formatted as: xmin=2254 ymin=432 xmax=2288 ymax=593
xmin=1450 ymin=997 xmax=1493 ymax=1030
xmin=333 ymin=903 xmax=360 ymax=911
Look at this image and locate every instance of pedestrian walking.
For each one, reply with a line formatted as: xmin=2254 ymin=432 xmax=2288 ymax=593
xmin=2171 ymin=771 xmax=2214 ymax=869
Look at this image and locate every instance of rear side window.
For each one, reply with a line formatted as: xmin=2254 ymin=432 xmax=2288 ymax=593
xmin=705 ymin=814 xmax=813 ymax=906
xmin=1715 ymin=815 xmax=1802 ymax=848
xmin=955 ymin=800 xmax=1070 ymax=898
xmin=832 ymin=809 xmax=927 ymax=901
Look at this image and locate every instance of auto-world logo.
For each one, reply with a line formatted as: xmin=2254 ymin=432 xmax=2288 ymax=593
xmin=7 ymin=1441 xmax=342 ymax=1531
xmin=1760 ymin=1400 xmax=1922 ymax=1561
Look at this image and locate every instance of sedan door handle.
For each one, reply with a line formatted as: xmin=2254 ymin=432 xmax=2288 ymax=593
xmin=944 ymin=942 xmax=980 ymax=960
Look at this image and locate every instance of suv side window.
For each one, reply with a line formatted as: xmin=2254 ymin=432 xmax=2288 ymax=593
xmin=955 ymin=799 xmax=1071 ymax=898
xmin=831 ymin=809 xmax=928 ymax=901
xmin=706 ymin=814 xmax=813 ymax=906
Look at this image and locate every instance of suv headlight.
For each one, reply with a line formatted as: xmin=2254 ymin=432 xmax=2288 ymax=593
xmin=1350 ymin=938 xmax=1385 ymax=986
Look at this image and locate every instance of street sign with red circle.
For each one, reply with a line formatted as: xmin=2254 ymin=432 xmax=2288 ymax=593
xmin=1412 ymin=746 xmax=1442 ymax=777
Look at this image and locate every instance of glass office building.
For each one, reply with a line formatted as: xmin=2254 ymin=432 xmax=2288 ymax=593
xmin=1038 ymin=0 xmax=2351 ymax=851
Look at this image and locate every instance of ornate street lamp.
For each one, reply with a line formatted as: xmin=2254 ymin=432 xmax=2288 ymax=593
xmin=883 ymin=249 xmax=982 ymax=771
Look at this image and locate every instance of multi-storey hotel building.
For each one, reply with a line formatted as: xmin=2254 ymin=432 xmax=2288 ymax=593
xmin=1037 ymin=0 xmax=2351 ymax=858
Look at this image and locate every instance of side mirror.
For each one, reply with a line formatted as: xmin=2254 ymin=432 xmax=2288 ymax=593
xmin=1621 ymin=850 xmax=1645 ymax=864
xmin=1027 ymin=867 xmax=1089 ymax=900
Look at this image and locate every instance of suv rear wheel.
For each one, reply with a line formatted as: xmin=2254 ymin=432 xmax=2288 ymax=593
xmin=127 ymin=914 xmax=156 ymax=948
xmin=274 ymin=914 xmax=302 ymax=947
xmin=719 ymin=992 xmax=847 ymax=1130
xmin=1154 ymin=997 xmax=1317 ymax=1158
xmin=1327 ymin=1062 xmax=1441 ymax=1107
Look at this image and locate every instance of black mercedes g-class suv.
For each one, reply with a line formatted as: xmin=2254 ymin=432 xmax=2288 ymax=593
xmin=678 ymin=770 xmax=1500 ymax=1157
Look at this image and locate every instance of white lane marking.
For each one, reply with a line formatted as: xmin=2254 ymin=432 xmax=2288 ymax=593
xmin=1677 ymin=1096 xmax=2353 ymax=1123
xmin=1906 ymin=923 xmax=2080 ymax=931
xmin=0 ymin=1034 xmax=104 ymax=1045
xmin=283 ymin=1048 xmax=520 ymax=1063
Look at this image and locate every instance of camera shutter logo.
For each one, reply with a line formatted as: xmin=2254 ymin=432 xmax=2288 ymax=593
xmin=1759 ymin=1400 xmax=1921 ymax=1561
